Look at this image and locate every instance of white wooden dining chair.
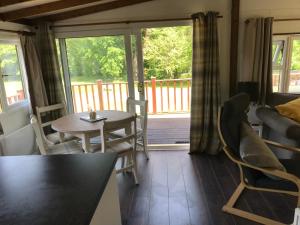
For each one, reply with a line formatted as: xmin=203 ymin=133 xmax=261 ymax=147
xmin=127 ymin=98 xmax=149 ymax=159
xmin=111 ymin=97 xmax=149 ymax=160
xmin=36 ymin=103 xmax=77 ymax=145
xmin=31 ymin=115 xmax=83 ymax=155
xmin=95 ymin=114 xmax=138 ymax=184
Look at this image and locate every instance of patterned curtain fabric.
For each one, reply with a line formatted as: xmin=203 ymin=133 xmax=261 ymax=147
xmin=36 ymin=22 xmax=65 ymax=106
xmin=241 ymin=17 xmax=273 ymax=105
xmin=189 ymin=12 xmax=221 ymax=155
xmin=20 ymin=35 xmax=49 ymax=114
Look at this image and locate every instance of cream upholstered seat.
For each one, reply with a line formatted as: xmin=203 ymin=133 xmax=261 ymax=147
xmin=31 ymin=115 xmax=83 ymax=155
xmin=36 ymin=103 xmax=78 ymax=145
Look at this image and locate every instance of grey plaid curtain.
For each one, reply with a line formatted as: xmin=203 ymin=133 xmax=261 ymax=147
xmin=241 ymin=18 xmax=273 ymax=105
xmin=189 ymin=12 xmax=221 ymax=155
xmin=36 ymin=22 xmax=65 ymax=105
xmin=20 ymin=35 xmax=49 ymax=114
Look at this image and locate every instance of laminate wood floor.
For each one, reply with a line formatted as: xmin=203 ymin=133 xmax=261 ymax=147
xmin=117 ymin=150 xmax=296 ymax=225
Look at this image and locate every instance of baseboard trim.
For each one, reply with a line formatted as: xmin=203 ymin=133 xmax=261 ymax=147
xmin=146 ymin=144 xmax=189 ymax=151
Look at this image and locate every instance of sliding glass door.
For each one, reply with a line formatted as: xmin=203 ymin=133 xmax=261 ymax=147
xmin=56 ymin=24 xmax=192 ymax=146
xmin=59 ymin=34 xmax=138 ymax=113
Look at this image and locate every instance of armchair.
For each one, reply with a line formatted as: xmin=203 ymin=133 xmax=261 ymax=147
xmin=218 ymin=93 xmax=300 ymax=225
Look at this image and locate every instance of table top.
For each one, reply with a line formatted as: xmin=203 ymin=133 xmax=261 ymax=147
xmin=0 ymin=153 xmax=117 ymax=225
xmin=52 ymin=110 xmax=133 ymax=133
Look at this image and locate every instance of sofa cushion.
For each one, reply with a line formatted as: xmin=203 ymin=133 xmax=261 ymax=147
xmin=256 ymin=106 xmax=300 ymax=140
xmin=0 ymin=101 xmax=30 ymax=135
xmin=0 ymin=124 xmax=38 ymax=156
xmin=240 ymin=122 xmax=286 ymax=179
xmin=275 ymin=98 xmax=300 ymax=123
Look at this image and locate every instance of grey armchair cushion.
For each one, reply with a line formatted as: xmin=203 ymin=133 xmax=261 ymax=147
xmin=240 ymin=122 xmax=286 ymax=179
xmin=256 ymin=106 xmax=300 ymax=140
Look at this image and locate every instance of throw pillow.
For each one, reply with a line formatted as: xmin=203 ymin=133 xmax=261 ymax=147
xmin=239 ymin=122 xmax=286 ymax=180
xmin=275 ymin=98 xmax=300 ymax=123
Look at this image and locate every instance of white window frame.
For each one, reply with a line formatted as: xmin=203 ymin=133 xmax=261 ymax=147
xmin=0 ymin=38 xmax=29 ymax=112
xmin=54 ymin=21 xmax=192 ymax=112
xmin=273 ymin=34 xmax=300 ymax=93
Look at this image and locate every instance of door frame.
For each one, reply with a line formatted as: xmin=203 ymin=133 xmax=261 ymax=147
xmin=0 ymin=39 xmax=29 ymax=112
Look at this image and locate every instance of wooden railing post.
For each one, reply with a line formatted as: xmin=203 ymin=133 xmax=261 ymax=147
xmin=17 ymin=90 xmax=25 ymax=101
xmin=151 ymin=77 xmax=157 ymax=114
xmin=97 ymin=80 xmax=104 ymax=111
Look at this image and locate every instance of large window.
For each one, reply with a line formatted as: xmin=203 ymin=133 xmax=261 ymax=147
xmin=0 ymin=41 xmax=27 ymax=111
xmin=272 ymin=35 xmax=300 ymax=93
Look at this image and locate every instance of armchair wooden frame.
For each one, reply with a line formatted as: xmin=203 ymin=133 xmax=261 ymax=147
xmin=217 ymin=108 xmax=300 ymax=225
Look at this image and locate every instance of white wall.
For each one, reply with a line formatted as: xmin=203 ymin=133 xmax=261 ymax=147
xmin=54 ymin=0 xmax=232 ymax=100
xmin=238 ymin=0 xmax=300 ymax=79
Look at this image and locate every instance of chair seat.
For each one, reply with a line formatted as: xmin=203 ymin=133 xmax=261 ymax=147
xmin=46 ymin=132 xmax=77 ymax=144
xmin=47 ymin=140 xmax=83 ymax=155
xmin=254 ymin=159 xmax=300 ymax=192
xmin=92 ymin=142 xmax=133 ymax=155
xmin=111 ymin=128 xmax=143 ymax=138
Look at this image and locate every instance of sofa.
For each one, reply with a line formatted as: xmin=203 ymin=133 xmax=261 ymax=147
xmin=256 ymin=93 xmax=300 ymax=159
xmin=0 ymin=101 xmax=38 ymax=156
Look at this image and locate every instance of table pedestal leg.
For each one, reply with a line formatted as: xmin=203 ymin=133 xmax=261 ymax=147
xmin=59 ymin=132 xmax=65 ymax=143
xmin=82 ymin=134 xmax=90 ymax=153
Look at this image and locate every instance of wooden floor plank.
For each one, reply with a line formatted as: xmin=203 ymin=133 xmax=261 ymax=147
xmin=147 ymin=152 xmax=169 ymax=225
xmin=167 ymin=152 xmax=191 ymax=225
xmin=118 ymin=151 xmax=295 ymax=225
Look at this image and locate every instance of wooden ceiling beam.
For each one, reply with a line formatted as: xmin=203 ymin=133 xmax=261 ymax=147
xmin=0 ymin=0 xmax=32 ymax=7
xmin=1 ymin=0 xmax=106 ymax=21
xmin=39 ymin=0 xmax=153 ymax=21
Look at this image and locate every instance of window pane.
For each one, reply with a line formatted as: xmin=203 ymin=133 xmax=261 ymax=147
xmin=0 ymin=44 xmax=25 ymax=105
xmin=65 ymin=36 xmax=128 ymax=112
xmin=272 ymin=40 xmax=285 ymax=92
xmin=289 ymin=39 xmax=300 ymax=93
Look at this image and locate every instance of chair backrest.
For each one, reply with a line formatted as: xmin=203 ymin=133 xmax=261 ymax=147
xmin=218 ymin=93 xmax=250 ymax=157
xmin=30 ymin=115 xmax=48 ymax=155
xmin=126 ymin=97 xmax=148 ymax=132
xmin=36 ymin=103 xmax=67 ymax=129
xmin=100 ymin=115 xmax=137 ymax=153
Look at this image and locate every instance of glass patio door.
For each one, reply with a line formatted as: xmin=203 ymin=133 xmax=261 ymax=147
xmin=59 ymin=33 xmax=139 ymax=113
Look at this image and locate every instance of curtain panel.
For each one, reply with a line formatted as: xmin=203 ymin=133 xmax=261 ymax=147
xmin=241 ymin=17 xmax=273 ymax=105
xmin=20 ymin=35 xmax=48 ymax=114
xmin=189 ymin=12 xmax=221 ymax=155
xmin=36 ymin=22 xmax=65 ymax=106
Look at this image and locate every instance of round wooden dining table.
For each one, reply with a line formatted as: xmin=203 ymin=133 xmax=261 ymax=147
xmin=52 ymin=110 xmax=133 ymax=153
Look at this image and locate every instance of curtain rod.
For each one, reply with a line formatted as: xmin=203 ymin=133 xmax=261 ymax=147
xmin=273 ymin=32 xmax=300 ymax=35
xmin=274 ymin=18 xmax=300 ymax=22
xmin=0 ymin=28 xmax=35 ymax=36
xmin=52 ymin=15 xmax=223 ymax=28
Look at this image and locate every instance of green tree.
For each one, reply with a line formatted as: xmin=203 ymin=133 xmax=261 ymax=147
xmin=143 ymin=26 xmax=192 ymax=79
xmin=66 ymin=36 xmax=127 ymax=82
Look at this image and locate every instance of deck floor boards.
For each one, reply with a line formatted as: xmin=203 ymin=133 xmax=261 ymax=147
xmin=118 ymin=151 xmax=296 ymax=225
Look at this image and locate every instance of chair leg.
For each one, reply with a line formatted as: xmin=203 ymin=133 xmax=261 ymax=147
xmin=142 ymin=136 xmax=149 ymax=160
xmin=121 ymin=156 xmax=126 ymax=172
xmin=223 ymin=182 xmax=285 ymax=225
xmin=131 ymin=152 xmax=139 ymax=185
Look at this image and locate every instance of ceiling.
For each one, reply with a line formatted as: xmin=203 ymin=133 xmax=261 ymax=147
xmin=0 ymin=0 xmax=153 ymax=24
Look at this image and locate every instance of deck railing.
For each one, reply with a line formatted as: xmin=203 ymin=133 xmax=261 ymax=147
xmin=6 ymin=90 xmax=25 ymax=105
xmin=72 ymin=77 xmax=192 ymax=114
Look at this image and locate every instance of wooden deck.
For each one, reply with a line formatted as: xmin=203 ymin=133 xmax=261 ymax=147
xmin=147 ymin=115 xmax=190 ymax=144
xmin=117 ymin=150 xmax=296 ymax=225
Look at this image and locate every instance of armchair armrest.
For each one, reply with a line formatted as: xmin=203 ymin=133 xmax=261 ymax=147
xmin=223 ymin=146 xmax=300 ymax=185
xmin=263 ymin=139 xmax=300 ymax=154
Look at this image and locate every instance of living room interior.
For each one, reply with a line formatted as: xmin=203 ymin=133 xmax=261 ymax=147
xmin=0 ymin=0 xmax=300 ymax=225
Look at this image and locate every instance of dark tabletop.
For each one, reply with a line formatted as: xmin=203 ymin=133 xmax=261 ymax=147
xmin=0 ymin=153 xmax=117 ymax=225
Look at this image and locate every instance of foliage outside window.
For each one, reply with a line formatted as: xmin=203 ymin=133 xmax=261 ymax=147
xmin=0 ymin=42 xmax=26 ymax=110
xmin=272 ymin=36 xmax=300 ymax=93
